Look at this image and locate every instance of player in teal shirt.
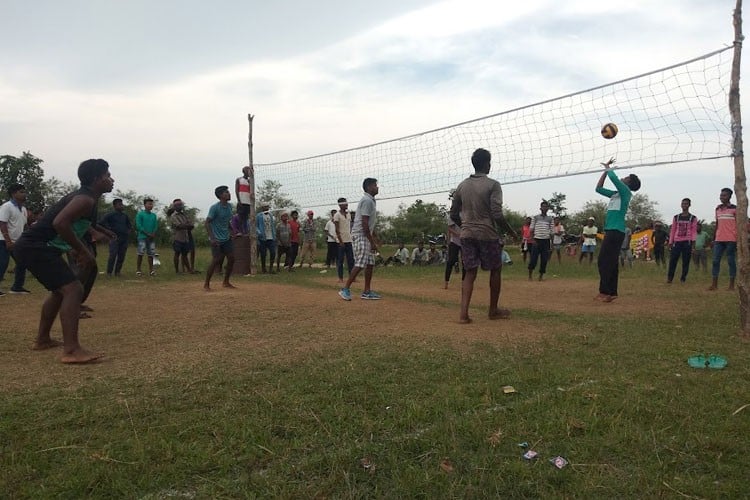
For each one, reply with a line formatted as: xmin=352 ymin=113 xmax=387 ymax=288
xmin=204 ymin=185 xmax=235 ymax=291
xmin=594 ymin=158 xmax=641 ymax=302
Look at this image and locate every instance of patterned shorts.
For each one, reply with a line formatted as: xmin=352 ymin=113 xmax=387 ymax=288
xmin=461 ymin=238 xmax=502 ymax=271
xmin=352 ymin=233 xmax=375 ymax=268
xmin=137 ymin=239 xmax=157 ymax=256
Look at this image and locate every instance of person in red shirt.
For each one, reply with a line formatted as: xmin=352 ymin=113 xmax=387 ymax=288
xmin=520 ymin=217 xmax=532 ymax=264
xmin=709 ymin=187 xmax=737 ymax=291
xmin=287 ymin=210 xmax=301 ymax=270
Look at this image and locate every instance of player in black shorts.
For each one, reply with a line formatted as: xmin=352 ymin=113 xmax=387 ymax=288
xmin=13 ymin=159 xmax=114 ymax=364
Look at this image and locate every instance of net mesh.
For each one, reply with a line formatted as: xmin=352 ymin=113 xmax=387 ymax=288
xmin=256 ymin=47 xmax=733 ymax=208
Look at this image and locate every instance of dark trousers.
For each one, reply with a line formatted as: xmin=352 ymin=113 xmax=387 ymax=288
xmin=528 ymin=238 xmax=551 ymax=274
xmin=0 ymin=240 xmax=27 ymax=290
xmin=107 ymin=236 xmax=129 ymax=275
xmin=325 ymin=241 xmax=338 ymax=266
xmin=336 ymin=242 xmax=354 ymax=280
xmin=653 ymin=244 xmax=665 ymax=265
xmin=598 ymin=230 xmax=625 ymax=296
xmin=667 ymin=241 xmax=692 ymax=282
xmin=259 ymin=239 xmax=276 ymax=270
xmin=444 ymin=242 xmax=465 ymax=282
xmin=286 ymin=242 xmax=299 ymax=268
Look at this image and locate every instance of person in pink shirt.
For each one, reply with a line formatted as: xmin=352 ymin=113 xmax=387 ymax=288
xmin=520 ymin=217 xmax=532 ymax=263
xmin=666 ymin=198 xmax=697 ymax=283
xmin=709 ymin=187 xmax=737 ymax=291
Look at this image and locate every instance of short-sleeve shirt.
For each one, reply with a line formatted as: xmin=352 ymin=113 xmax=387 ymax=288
xmin=325 ymin=220 xmax=336 ymax=242
xmin=208 ymin=202 xmax=233 ymax=242
xmin=135 ymin=210 xmax=158 ymax=241
xmin=301 ymin=218 xmax=316 ymax=241
xmin=582 ymin=225 xmax=598 ymax=246
xmin=552 ymin=223 xmax=565 ymax=245
xmin=333 ymin=211 xmax=352 ymax=243
xmin=0 ymin=200 xmax=28 ymax=241
xmin=695 ymin=231 xmax=709 ymax=249
xmin=277 ymin=221 xmax=291 ymax=246
xmin=449 ymin=173 xmax=503 ymax=241
xmin=352 ymin=194 xmax=377 ymax=235
xmin=715 ymin=204 xmax=737 ymax=242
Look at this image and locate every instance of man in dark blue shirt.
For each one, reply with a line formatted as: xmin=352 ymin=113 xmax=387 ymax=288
xmin=99 ymin=198 xmax=132 ymax=277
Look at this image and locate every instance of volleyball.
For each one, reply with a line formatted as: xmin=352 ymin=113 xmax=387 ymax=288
xmin=601 ymin=122 xmax=618 ymax=139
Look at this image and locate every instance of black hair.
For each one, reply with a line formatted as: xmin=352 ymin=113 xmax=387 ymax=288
xmin=112 ymin=198 xmax=123 ymax=206
xmin=721 ymin=187 xmax=733 ymax=196
xmin=471 ymin=148 xmax=491 ymax=170
xmin=7 ymin=183 xmax=25 ymax=197
xmin=362 ymin=178 xmax=377 ymax=192
xmin=214 ymin=186 xmax=229 ymax=199
xmin=628 ymin=174 xmax=641 ymax=192
xmin=173 ymin=198 xmax=182 ymax=204
xmin=143 ymin=198 xmax=154 ymax=204
xmin=77 ymin=159 xmax=109 ymax=187
xmin=682 ymin=197 xmax=691 ymax=204
xmin=337 ymin=197 xmax=347 ymax=203
xmin=291 ymin=210 xmax=298 ymax=216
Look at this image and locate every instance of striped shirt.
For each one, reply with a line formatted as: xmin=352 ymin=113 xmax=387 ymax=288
xmin=715 ymin=204 xmax=737 ymax=242
xmin=530 ymin=214 xmax=554 ymax=240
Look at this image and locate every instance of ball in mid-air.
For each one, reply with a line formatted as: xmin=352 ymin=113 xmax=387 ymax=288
xmin=601 ymin=122 xmax=618 ymax=139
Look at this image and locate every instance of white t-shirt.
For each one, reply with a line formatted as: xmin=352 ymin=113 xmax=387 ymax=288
xmin=333 ymin=211 xmax=352 ymax=243
xmin=0 ymin=201 xmax=28 ymax=241
xmin=582 ymin=225 xmax=598 ymax=246
xmin=325 ymin=220 xmax=336 ymax=242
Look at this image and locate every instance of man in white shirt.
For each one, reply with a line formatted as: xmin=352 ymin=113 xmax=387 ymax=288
xmin=385 ymin=242 xmax=409 ymax=266
xmin=324 ymin=209 xmax=337 ymax=268
xmin=579 ymin=217 xmax=598 ymax=265
xmin=0 ymin=183 xmax=30 ymax=295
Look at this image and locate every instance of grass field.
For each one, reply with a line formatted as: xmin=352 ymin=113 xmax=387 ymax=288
xmin=1 ymin=246 xmax=749 ymax=498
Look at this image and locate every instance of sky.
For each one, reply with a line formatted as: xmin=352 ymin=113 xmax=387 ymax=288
xmin=0 ymin=0 xmax=744 ymax=222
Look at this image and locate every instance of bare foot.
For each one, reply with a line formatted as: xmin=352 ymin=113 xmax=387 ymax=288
xmin=79 ymin=312 xmax=92 ymax=319
xmin=707 ymin=286 xmax=717 ymax=291
xmin=80 ymin=304 xmax=94 ymax=312
xmin=223 ymin=283 xmax=237 ymax=289
xmin=458 ymin=317 xmax=473 ymax=324
xmin=61 ymin=348 xmax=103 ymax=364
xmin=594 ymin=293 xmax=607 ymax=301
xmin=32 ymin=339 xmax=64 ymax=350
xmin=203 ymin=285 xmax=211 ymax=292
xmin=443 ymin=282 xmax=449 ymax=290
xmin=488 ymin=309 xmax=511 ymax=320
xmin=602 ymin=295 xmax=618 ymax=303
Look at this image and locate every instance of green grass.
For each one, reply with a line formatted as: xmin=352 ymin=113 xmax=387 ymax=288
xmin=1 ymin=246 xmax=748 ymax=498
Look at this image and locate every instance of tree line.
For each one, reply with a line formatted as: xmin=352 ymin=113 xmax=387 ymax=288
xmin=2 ymin=152 xmax=695 ymax=249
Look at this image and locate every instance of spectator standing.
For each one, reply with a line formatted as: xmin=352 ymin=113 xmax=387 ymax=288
xmin=527 ymin=201 xmax=553 ymax=281
xmin=334 ymin=198 xmax=354 ymax=284
xmin=0 ymin=184 xmax=30 ymax=295
xmin=204 ymin=186 xmax=236 ymax=290
xmin=287 ymin=210 xmax=300 ymax=269
xmin=708 ymin=187 xmax=737 ymax=291
xmin=276 ymin=212 xmax=292 ymax=272
xmin=324 ymin=209 xmax=337 ymax=268
xmin=552 ymin=216 xmax=565 ymax=264
xmin=169 ymin=199 xmax=195 ymax=274
xmin=692 ymin=223 xmax=710 ymax=272
xmin=299 ymin=210 xmax=317 ymax=267
xmin=579 ymin=217 xmax=598 ymax=264
xmin=255 ymin=202 xmax=276 ymax=274
xmin=234 ymin=166 xmax=253 ymax=231
xmin=99 ymin=198 xmax=132 ymax=277
xmin=135 ymin=198 xmax=158 ymax=277
xmin=667 ymin=198 xmax=698 ymax=284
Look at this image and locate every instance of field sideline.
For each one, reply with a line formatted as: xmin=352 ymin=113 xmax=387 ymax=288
xmin=1 ymin=248 xmax=748 ymax=498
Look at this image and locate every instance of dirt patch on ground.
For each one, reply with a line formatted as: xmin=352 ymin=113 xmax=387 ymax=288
xmin=0 ymin=278 xmax=551 ymax=392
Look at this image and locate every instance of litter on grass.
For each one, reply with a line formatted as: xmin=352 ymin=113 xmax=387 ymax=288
xmin=687 ymin=354 xmax=727 ymax=369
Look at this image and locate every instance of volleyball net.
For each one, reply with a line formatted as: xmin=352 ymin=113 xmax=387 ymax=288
xmin=255 ymin=46 xmax=734 ymax=209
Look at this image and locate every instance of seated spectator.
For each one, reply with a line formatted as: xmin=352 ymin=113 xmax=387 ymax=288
xmin=411 ymin=241 xmax=428 ymax=266
xmin=427 ymin=242 xmax=442 ymax=265
xmin=384 ymin=242 xmax=410 ymax=266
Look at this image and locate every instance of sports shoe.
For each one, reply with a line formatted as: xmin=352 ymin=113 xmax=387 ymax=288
xmin=361 ymin=290 xmax=382 ymax=300
xmin=9 ymin=287 xmax=31 ymax=294
xmin=338 ymin=288 xmax=352 ymax=301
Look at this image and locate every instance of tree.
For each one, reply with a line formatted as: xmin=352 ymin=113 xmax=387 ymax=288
xmin=0 ymin=152 xmax=46 ymax=211
xmin=387 ymin=199 xmax=448 ymax=244
xmin=547 ymin=192 xmax=568 ymax=218
xmin=626 ymin=193 xmax=662 ymax=229
xmin=42 ymin=177 xmax=80 ymax=205
xmin=568 ymin=200 xmax=608 ymax=236
xmin=256 ymin=180 xmax=297 ymax=211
